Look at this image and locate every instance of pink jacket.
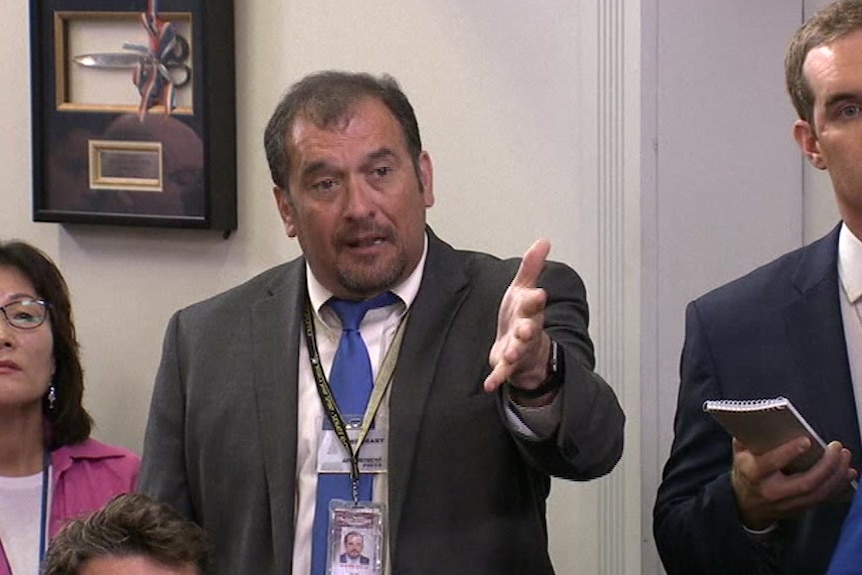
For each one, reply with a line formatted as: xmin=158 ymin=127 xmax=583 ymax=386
xmin=0 ymin=438 xmax=140 ymax=574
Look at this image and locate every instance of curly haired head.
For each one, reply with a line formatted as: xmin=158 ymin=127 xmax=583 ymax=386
xmin=42 ymin=493 xmax=209 ymax=575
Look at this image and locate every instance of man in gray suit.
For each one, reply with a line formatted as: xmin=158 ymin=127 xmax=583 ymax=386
xmin=139 ymin=71 xmax=624 ymax=575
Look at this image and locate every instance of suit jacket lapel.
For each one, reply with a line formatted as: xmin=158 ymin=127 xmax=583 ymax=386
xmin=388 ymin=230 xmax=470 ymax=550
xmin=785 ymin=225 xmax=861 ymax=466
xmin=251 ymin=260 xmax=306 ymax=571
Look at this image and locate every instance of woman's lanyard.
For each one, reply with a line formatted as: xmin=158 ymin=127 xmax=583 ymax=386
xmin=0 ymin=450 xmax=50 ymax=575
xmin=301 ymin=298 xmax=409 ymax=503
xmin=38 ymin=448 xmax=50 ymax=565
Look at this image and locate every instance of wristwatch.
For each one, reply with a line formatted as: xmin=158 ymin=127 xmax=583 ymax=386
xmin=507 ymin=338 xmax=565 ymax=400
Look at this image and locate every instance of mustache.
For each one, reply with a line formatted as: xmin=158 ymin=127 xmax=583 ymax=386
xmin=336 ymin=221 xmax=393 ymax=243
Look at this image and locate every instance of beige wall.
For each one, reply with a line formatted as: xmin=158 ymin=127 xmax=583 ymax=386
xmin=6 ymin=1 xmax=603 ymax=451
xmin=3 ymin=1 xmax=642 ymax=573
xmin=4 ymin=1 xmax=822 ymax=573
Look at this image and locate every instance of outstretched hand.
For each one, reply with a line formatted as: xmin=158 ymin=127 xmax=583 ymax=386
xmin=484 ymin=239 xmax=553 ymax=394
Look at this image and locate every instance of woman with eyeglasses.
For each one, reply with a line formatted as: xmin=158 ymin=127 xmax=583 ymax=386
xmin=0 ymin=241 xmax=139 ymax=575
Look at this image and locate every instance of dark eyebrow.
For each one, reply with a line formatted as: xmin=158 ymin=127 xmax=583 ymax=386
xmin=299 ymin=148 xmax=400 ymax=180
xmin=823 ymin=91 xmax=862 ymax=111
xmin=366 ymin=148 xmax=398 ymax=164
xmin=10 ymin=293 xmax=37 ymax=300
xmin=2 ymin=293 xmax=39 ymax=305
xmin=300 ymin=160 xmax=339 ymax=179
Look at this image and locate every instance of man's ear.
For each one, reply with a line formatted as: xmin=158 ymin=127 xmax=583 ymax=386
xmin=793 ymin=119 xmax=827 ymax=170
xmin=273 ymin=187 xmax=298 ymax=237
xmin=418 ymin=151 xmax=435 ymax=208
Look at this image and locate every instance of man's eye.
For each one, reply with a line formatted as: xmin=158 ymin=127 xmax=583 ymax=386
xmin=371 ymin=167 xmax=392 ymax=178
xmin=839 ymin=104 xmax=862 ymax=118
xmin=311 ymin=178 xmax=338 ymax=192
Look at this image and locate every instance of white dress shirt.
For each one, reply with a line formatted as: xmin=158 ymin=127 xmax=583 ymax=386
xmin=290 ymin=234 xmax=562 ymax=574
xmin=291 ymin=239 xmax=423 ymax=575
xmin=838 ymin=224 xmax=862 ymax=438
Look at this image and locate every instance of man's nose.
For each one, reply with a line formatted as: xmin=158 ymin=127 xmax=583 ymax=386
xmin=343 ymin=177 xmax=376 ymax=218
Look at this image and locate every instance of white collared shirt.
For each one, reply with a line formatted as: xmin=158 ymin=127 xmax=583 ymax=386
xmin=290 ymin=234 xmax=561 ymax=574
xmin=291 ymin=239 xmax=424 ymax=575
xmin=839 ymin=223 xmax=862 ymax=438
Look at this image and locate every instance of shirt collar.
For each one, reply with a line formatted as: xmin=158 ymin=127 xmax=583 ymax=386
xmin=305 ymin=232 xmax=428 ymax=316
xmin=839 ymin=222 xmax=862 ymax=304
xmin=50 ymin=439 xmax=133 ymax=476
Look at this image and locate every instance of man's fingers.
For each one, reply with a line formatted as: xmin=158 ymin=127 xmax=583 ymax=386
xmin=519 ymin=289 xmax=548 ymax=318
xmin=484 ymin=361 xmax=511 ymax=392
xmin=487 ymin=239 xmax=551 ymax=394
xmin=736 ymin=435 xmax=813 ymax=476
xmin=512 ymin=239 xmax=551 ymax=289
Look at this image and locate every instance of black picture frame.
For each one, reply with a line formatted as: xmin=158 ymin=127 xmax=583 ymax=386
xmin=30 ymin=0 xmax=236 ymax=233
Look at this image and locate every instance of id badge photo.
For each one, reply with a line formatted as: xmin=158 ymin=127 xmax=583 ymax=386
xmin=326 ymin=500 xmax=385 ymax=575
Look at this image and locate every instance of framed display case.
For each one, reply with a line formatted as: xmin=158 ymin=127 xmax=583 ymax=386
xmin=30 ymin=0 xmax=236 ymax=233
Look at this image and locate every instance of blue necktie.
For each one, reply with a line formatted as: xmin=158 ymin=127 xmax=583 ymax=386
xmin=311 ymin=291 xmax=399 ymax=575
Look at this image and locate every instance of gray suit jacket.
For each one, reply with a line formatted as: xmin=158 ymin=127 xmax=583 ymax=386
xmin=139 ymin=229 xmax=624 ymax=575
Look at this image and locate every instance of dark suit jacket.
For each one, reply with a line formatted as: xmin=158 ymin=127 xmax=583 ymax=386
xmin=139 ymin=229 xmax=624 ymax=575
xmin=339 ymin=553 xmax=370 ymax=565
xmin=654 ymin=224 xmax=860 ymax=574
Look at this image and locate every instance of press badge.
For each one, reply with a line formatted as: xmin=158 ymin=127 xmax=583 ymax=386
xmin=326 ymin=500 xmax=385 ymax=575
xmin=318 ymin=415 xmax=387 ymax=474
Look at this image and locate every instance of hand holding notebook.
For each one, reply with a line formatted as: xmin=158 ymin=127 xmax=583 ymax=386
xmin=704 ymin=396 xmax=825 ymax=474
xmin=704 ymin=396 xmax=857 ymax=489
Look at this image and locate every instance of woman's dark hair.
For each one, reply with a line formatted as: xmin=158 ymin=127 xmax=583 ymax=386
xmin=0 ymin=240 xmax=92 ymax=446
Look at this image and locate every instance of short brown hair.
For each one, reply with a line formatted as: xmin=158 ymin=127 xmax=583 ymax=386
xmin=42 ymin=493 xmax=209 ymax=575
xmin=0 ymin=241 xmax=91 ymax=446
xmin=263 ymin=70 xmax=423 ymax=192
xmin=785 ymin=0 xmax=862 ymax=123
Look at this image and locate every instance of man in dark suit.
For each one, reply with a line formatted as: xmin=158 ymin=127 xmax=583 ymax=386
xmin=139 ymin=71 xmax=624 ymax=575
xmin=654 ymin=2 xmax=862 ymax=573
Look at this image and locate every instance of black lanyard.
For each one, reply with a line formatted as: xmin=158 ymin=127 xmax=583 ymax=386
xmin=301 ymin=298 xmax=406 ymax=503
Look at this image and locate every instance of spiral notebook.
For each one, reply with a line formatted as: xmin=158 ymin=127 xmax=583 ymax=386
xmin=703 ymin=396 xmax=827 ymax=475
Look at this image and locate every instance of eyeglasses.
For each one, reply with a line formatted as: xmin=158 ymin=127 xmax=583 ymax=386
xmin=0 ymin=298 xmax=51 ymax=329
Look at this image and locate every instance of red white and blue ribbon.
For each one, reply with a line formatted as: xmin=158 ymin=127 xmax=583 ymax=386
xmin=126 ymin=0 xmax=181 ymax=119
